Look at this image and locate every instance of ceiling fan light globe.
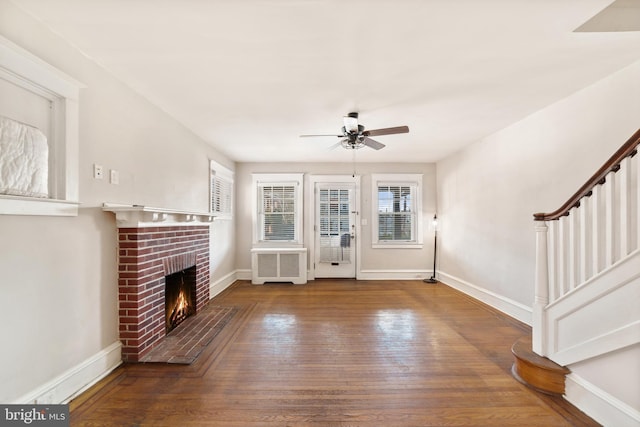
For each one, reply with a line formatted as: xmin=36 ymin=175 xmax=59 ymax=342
xmin=343 ymin=116 xmax=359 ymax=133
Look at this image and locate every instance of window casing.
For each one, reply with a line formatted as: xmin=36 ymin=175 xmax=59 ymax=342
xmin=372 ymin=174 xmax=423 ymax=248
xmin=210 ymin=160 xmax=233 ymax=218
xmin=253 ymin=173 xmax=303 ymax=246
xmin=0 ymin=36 xmax=82 ymax=216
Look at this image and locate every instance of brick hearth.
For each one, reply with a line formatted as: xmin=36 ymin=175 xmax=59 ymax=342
xmin=117 ymin=226 xmax=210 ymax=362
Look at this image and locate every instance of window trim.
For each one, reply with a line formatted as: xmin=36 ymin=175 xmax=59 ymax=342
xmin=209 ymin=160 xmax=233 ymax=219
xmin=252 ymin=173 xmax=304 ymax=247
xmin=0 ymin=35 xmax=82 ymax=216
xmin=371 ymin=173 xmax=423 ymax=249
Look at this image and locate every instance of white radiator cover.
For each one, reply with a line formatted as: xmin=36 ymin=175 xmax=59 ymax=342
xmin=251 ymin=248 xmax=307 ymax=284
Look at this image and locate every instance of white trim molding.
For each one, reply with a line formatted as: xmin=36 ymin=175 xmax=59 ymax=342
xmin=236 ymin=269 xmax=252 ymax=281
xmin=358 ymin=269 xmax=429 ymax=281
xmin=209 ymin=270 xmax=238 ymax=299
xmin=0 ymin=35 xmax=83 ymax=216
xmin=438 ymin=271 xmax=533 ymax=325
xmin=0 ymin=194 xmax=79 ymax=216
xmin=252 ymin=173 xmax=304 ymax=247
xmin=543 ymin=249 xmax=640 ymax=366
xmin=102 ymin=203 xmax=214 ymax=227
xmin=371 ymin=173 xmax=424 ymax=248
xmin=14 ymin=341 xmax=122 ymax=404
xmin=565 ymin=373 xmax=640 ymax=427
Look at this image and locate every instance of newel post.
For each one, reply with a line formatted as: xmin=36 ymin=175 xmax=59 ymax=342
xmin=533 ymin=220 xmax=549 ymax=356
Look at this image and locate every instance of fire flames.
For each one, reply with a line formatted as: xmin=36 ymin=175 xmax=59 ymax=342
xmin=168 ymin=288 xmax=192 ymax=331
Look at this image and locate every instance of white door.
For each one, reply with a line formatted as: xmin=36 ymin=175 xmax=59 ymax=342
xmin=314 ymin=181 xmax=357 ymax=278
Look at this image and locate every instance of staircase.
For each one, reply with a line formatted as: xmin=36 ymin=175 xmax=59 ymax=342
xmin=514 ymin=129 xmax=640 ymax=414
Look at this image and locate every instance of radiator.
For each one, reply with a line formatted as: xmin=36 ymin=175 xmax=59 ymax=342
xmin=251 ymin=248 xmax=307 ymax=284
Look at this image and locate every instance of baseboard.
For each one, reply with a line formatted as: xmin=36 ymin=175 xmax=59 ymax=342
xmin=244 ymin=268 xmax=430 ymax=282
xmin=565 ymin=373 xmax=640 ymax=427
xmin=209 ymin=270 xmax=238 ymax=298
xmin=357 ymin=269 xmax=429 ymax=280
xmin=236 ymin=269 xmax=252 ymax=281
xmin=438 ymin=271 xmax=532 ymax=325
xmin=14 ymin=341 xmax=122 ymax=404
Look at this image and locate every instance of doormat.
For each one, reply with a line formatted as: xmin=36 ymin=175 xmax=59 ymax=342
xmin=140 ymin=304 xmax=237 ymax=364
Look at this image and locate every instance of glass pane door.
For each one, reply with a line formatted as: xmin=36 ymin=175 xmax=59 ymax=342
xmin=315 ymin=182 xmax=356 ymax=278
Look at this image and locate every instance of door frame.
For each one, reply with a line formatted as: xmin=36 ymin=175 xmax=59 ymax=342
xmin=307 ymin=175 xmax=361 ymax=280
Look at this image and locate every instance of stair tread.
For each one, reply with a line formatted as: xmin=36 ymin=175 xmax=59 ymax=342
xmin=511 ymin=336 xmax=570 ymax=373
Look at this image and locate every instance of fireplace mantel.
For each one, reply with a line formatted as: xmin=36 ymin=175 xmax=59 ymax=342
xmin=103 ymin=203 xmax=214 ymax=228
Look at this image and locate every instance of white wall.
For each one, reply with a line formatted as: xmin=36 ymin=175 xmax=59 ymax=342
xmin=235 ymin=162 xmax=437 ymax=279
xmin=0 ymin=1 xmax=235 ymax=403
xmin=437 ymin=60 xmax=640 ymax=423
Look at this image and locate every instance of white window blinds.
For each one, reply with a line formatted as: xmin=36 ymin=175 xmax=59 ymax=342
xmin=377 ymin=184 xmax=415 ymax=242
xmin=372 ymin=173 xmax=423 ymax=248
xmin=210 ymin=160 xmax=233 ymax=217
xmin=259 ymin=184 xmax=296 ymax=241
xmin=253 ymin=173 xmax=303 ymax=245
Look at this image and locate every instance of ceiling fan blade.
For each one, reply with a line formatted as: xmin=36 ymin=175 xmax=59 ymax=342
xmin=363 ymin=137 xmax=385 ymax=150
xmin=299 ymin=134 xmax=343 ymax=138
xmin=363 ymin=125 xmax=409 ymax=137
xmin=327 ymin=141 xmax=342 ymax=150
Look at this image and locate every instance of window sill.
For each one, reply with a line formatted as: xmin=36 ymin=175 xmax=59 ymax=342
xmin=0 ymin=194 xmax=79 ymax=217
xmin=372 ymin=243 xmax=423 ymax=249
xmin=253 ymin=241 xmax=303 ymax=248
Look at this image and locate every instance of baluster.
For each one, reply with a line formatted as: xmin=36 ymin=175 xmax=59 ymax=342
xmin=548 ymin=220 xmax=557 ymax=302
xmin=636 ymin=151 xmax=640 ymax=252
xmin=604 ymin=171 xmax=616 ymax=268
xmin=568 ymin=206 xmax=579 ymax=291
xmin=579 ymin=196 xmax=590 ymax=283
xmin=591 ymin=183 xmax=603 ymax=275
xmin=619 ymin=157 xmax=631 ymax=257
xmin=557 ymin=216 xmax=568 ymax=297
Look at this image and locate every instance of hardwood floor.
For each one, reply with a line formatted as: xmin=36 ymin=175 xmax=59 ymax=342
xmin=70 ymin=280 xmax=599 ymax=426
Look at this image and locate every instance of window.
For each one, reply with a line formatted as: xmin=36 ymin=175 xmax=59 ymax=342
xmin=0 ymin=36 xmax=82 ymax=216
xmin=210 ymin=160 xmax=233 ymax=218
xmin=253 ymin=173 xmax=303 ymax=245
xmin=372 ymin=174 xmax=423 ymax=248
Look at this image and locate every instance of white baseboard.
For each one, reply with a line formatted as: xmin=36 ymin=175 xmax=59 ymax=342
xmin=236 ymin=269 xmax=252 ymax=281
xmin=209 ymin=270 xmax=238 ymax=298
xmin=14 ymin=341 xmax=122 ymax=404
xmin=438 ymin=271 xmax=532 ymax=325
xmin=357 ymin=269 xmax=429 ymax=280
xmin=244 ymin=267 xmax=430 ymax=282
xmin=565 ymin=373 xmax=640 ymax=427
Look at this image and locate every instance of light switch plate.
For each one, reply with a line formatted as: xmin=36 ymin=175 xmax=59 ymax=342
xmin=110 ymin=169 xmax=119 ymax=185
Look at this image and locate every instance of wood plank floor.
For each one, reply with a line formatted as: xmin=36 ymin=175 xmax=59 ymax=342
xmin=70 ymin=280 xmax=600 ymax=426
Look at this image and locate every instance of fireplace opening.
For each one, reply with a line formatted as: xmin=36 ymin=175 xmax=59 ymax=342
xmin=165 ymin=266 xmax=196 ymax=333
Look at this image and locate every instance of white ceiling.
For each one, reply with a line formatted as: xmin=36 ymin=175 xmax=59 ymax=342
xmin=10 ymin=0 xmax=640 ymax=163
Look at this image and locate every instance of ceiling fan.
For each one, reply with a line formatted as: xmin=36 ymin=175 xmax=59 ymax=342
xmin=300 ymin=112 xmax=409 ymax=150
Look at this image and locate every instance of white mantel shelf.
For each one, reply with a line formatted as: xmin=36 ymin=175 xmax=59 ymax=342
xmin=102 ymin=203 xmax=214 ymax=228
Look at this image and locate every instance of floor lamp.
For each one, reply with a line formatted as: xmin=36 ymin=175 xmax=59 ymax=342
xmin=424 ymin=214 xmax=438 ymax=283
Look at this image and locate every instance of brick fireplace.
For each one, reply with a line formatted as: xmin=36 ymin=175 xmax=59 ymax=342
xmin=117 ymin=225 xmax=210 ymax=362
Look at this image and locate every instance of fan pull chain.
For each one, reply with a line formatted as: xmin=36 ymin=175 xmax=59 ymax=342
xmin=352 ymin=147 xmax=356 ymax=177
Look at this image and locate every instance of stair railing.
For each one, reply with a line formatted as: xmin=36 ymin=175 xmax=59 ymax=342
xmin=532 ymin=128 xmax=640 ymax=356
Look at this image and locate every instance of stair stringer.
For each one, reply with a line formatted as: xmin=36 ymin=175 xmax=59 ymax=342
xmin=543 ymin=249 xmax=640 ymax=367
